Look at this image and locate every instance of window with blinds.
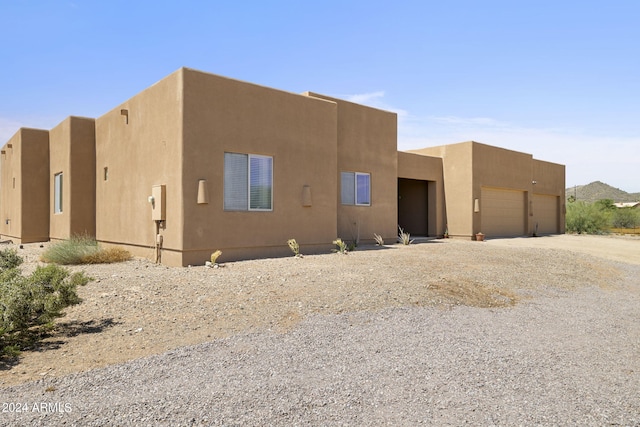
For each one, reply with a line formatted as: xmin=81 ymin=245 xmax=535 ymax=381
xmin=341 ymin=171 xmax=370 ymax=206
xmin=224 ymin=152 xmax=273 ymax=211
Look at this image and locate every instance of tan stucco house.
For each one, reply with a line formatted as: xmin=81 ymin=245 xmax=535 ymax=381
xmin=0 ymin=67 xmax=565 ymax=266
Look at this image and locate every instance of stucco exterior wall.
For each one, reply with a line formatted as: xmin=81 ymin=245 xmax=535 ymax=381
xmin=471 ymin=142 xmax=534 ymax=236
xmin=95 ymin=69 xmax=184 ymax=266
xmin=410 ymin=143 xmax=474 ymax=238
xmin=0 ymin=128 xmax=50 ymax=243
xmin=0 ymin=133 xmax=21 ymax=240
xmin=472 ymin=142 xmax=533 ymax=189
xmin=532 ymin=159 xmax=566 ymax=197
xmin=49 ymin=116 xmax=96 ymax=240
xmin=306 ymin=93 xmax=398 ymax=245
xmin=397 ymin=151 xmax=446 ymax=236
xmin=179 ymin=69 xmax=339 ymax=265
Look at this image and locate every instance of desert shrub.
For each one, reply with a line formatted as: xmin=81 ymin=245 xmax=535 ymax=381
xmin=373 ymin=233 xmax=384 ymax=246
xmin=611 ymin=208 xmax=640 ymax=229
xmin=80 ymin=247 xmax=132 ymax=264
xmin=41 ymin=235 xmax=99 ymax=264
xmin=1 ymin=249 xmax=90 ymax=357
xmin=0 ymin=248 xmax=22 ymax=270
xmin=41 ymin=235 xmax=131 ymax=265
xmin=565 ymin=201 xmax=610 ymax=234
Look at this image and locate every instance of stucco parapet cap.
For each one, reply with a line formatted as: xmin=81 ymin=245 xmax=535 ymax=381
xmin=303 ymin=92 xmax=398 ymax=116
xmin=16 ymin=127 xmax=50 ymax=133
xmin=300 ymin=91 xmax=338 ymax=106
xmin=67 ymin=115 xmax=96 ymax=121
xmin=181 ymin=67 xmax=335 ymax=105
xmin=532 ymin=157 xmax=566 ymax=167
xmin=398 ymin=150 xmax=443 ymax=160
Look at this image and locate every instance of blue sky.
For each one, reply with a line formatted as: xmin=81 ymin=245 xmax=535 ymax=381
xmin=1 ymin=0 xmax=639 ymax=192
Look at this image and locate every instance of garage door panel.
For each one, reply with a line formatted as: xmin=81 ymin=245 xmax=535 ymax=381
xmin=481 ymin=188 xmax=526 ymax=237
xmin=533 ymin=194 xmax=559 ymax=235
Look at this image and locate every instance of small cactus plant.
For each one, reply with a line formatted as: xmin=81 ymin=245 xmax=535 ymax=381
xmin=287 ymin=239 xmax=302 ymax=257
xmin=210 ymin=250 xmax=222 ymax=264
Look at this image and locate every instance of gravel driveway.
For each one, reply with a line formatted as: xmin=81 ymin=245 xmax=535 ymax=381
xmin=1 ymin=235 xmax=639 ymax=426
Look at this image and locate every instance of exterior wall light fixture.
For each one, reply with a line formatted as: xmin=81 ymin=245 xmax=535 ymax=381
xmin=302 ymin=185 xmax=312 ymax=207
xmin=197 ymin=179 xmax=209 ymax=204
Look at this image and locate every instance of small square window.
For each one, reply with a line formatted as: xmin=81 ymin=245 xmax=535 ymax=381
xmin=341 ymin=171 xmax=370 ymax=206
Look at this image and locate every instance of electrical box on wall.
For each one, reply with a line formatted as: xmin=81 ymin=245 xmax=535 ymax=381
xmin=151 ymin=185 xmax=166 ymax=221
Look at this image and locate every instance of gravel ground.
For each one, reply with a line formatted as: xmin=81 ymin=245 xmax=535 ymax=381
xmin=0 ymin=235 xmax=639 ymax=426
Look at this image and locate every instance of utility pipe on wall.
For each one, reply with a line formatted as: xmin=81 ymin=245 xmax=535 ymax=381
xmin=154 ymin=220 xmax=163 ymax=264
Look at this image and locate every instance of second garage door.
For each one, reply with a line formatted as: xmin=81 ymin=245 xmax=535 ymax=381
xmin=533 ymin=194 xmax=559 ymax=235
xmin=481 ymin=187 xmax=526 ymax=237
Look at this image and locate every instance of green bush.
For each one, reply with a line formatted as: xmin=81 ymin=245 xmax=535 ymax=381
xmin=595 ymin=198 xmax=616 ymax=211
xmin=565 ymin=201 xmax=610 ymax=234
xmin=611 ymin=208 xmax=640 ymax=229
xmin=1 ymin=249 xmax=90 ymax=357
xmin=41 ymin=235 xmax=131 ymax=265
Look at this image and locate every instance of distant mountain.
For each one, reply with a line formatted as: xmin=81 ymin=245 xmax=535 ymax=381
xmin=566 ymin=181 xmax=640 ymax=203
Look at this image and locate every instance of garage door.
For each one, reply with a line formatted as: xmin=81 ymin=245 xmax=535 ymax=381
xmin=533 ymin=194 xmax=559 ymax=235
xmin=481 ymin=187 xmax=526 ymax=237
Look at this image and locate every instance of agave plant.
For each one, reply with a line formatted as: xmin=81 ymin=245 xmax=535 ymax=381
xmin=332 ymin=238 xmax=348 ymax=254
xmin=373 ymin=233 xmax=385 ymax=246
xmin=397 ymin=226 xmax=414 ymax=245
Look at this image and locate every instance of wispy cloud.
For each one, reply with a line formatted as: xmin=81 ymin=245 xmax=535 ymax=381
xmin=403 ymin=114 xmax=640 ymax=191
xmin=339 ymin=91 xmax=409 ymax=118
xmin=343 ymin=91 xmax=385 ymax=105
xmin=427 ymin=116 xmax=509 ymax=128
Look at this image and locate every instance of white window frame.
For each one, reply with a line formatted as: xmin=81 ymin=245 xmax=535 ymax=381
xmin=224 ymin=152 xmax=273 ymax=211
xmin=341 ymin=171 xmax=371 ymax=206
xmin=54 ymin=172 xmax=63 ymax=214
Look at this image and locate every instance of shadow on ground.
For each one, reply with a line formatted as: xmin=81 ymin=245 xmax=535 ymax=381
xmin=0 ymin=318 xmax=118 ymax=371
